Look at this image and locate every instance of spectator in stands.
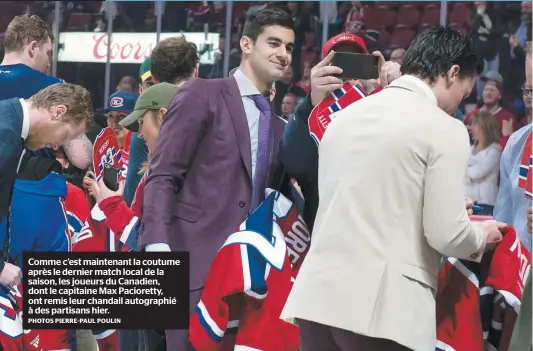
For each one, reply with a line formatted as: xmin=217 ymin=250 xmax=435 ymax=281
xmin=341 ymin=1 xmax=364 ymax=35
xmin=493 ymin=41 xmax=532 ymax=252
xmin=468 ymin=2 xmax=503 ymax=100
xmin=390 ymin=48 xmax=406 ymax=65
xmin=281 ymin=93 xmax=297 ymax=120
xmin=296 ymin=60 xmax=312 ymax=93
xmin=0 ymin=14 xmax=92 ymax=170
xmin=273 ymin=65 xmax=306 ymax=115
xmin=501 ymin=1 xmax=531 ymax=104
xmin=208 ymin=36 xmax=240 ymax=79
xmin=464 ymin=111 xmax=502 ymax=215
xmin=116 ymin=76 xmax=137 ymax=94
xmin=140 ymin=8 xmax=294 ymax=350
xmin=464 ymin=71 xmax=515 ymax=148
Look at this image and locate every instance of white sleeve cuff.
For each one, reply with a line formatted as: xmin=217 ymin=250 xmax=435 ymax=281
xmin=145 ymin=243 xmax=172 ymax=252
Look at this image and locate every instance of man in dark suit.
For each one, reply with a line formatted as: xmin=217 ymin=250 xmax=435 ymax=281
xmin=0 ymin=82 xmax=92 ymax=286
xmin=139 ymin=7 xmax=295 ymax=350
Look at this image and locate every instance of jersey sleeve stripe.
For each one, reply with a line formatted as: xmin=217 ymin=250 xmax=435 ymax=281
xmin=195 ymin=300 xmax=224 ymax=342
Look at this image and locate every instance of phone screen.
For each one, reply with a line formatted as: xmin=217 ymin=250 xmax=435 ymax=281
xmin=331 ymin=52 xmax=379 ymax=80
xmin=103 ymin=164 xmax=119 ymax=191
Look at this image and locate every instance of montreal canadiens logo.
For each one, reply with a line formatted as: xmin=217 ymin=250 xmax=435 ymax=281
xmin=110 ymin=97 xmax=124 ymax=108
xmin=334 ymin=35 xmax=352 ymax=43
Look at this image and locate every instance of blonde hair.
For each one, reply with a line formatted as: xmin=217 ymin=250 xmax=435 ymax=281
xmin=526 ymin=41 xmax=532 ymax=59
xmin=139 ymin=111 xmax=163 ymax=175
xmin=470 ymin=111 xmax=500 ymax=147
xmin=29 ymin=83 xmax=93 ymax=132
xmin=4 ymin=15 xmax=54 ymax=53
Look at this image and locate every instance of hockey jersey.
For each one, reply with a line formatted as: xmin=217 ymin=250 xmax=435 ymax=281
xmin=0 ymin=171 xmax=70 ymax=267
xmin=189 ymin=189 xmax=311 ymax=351
xmin=436 ymin=226 xmax=531 ymax=351
xmin=72 ymin=176 xmax=145 ymax=253
xmin=0 ymin=283 xmax=42 ymax=351
xmin=64 ymin=182 xmax=90 ymax=236
xmin=308 ymin=82 xmax=382 ymax=145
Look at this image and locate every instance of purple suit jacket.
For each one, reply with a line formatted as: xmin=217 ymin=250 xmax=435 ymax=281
xmin=139 ymin=76 xmax=286 ymax=291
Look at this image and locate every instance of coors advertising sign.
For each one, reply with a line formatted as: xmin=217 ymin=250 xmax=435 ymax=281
xmin=58 ymin=32 xmax=219 ymax=65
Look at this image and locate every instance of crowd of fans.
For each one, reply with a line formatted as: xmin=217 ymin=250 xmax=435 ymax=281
xmin=0 ymin=1 xmax=531 ymax=351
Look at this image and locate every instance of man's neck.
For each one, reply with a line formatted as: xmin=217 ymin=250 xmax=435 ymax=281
xmin=482 ymin=103 xmax=500 ymax=113
xmin=1 ymin=53 xmax=32 ymax=68
xmin=238 ymin=63 xmax=271 ymax=96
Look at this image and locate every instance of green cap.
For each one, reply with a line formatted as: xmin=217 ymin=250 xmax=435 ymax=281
xmin=139 ymin=57 xmax=152 ymax=82
xmin=119 ymin=82 xmax=177 ymax=132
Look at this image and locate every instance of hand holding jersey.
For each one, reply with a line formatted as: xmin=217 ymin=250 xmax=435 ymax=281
xmin=0 ymin=264 xmax=21 ymax=286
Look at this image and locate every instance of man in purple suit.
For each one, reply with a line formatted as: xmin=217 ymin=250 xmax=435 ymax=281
xmin=139 ymin=7 xmax=295 ymax=350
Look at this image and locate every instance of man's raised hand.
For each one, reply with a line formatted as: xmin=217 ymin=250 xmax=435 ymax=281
xmin=310 ymin=51 xmax=344 ymax=107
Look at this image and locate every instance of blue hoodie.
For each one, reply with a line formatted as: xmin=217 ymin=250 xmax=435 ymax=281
xmin=0 ymin=172 xmax=69 ymax=270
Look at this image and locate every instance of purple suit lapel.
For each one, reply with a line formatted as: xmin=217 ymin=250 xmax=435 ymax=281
xmin=222 ymin=77 xmax=253 ymax=180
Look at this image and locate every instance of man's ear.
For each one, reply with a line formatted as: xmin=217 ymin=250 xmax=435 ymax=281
xmin=53 ymin=105 xmax=67 ymax=120
xmin=194 ymin=62 xmax=200 ymax=78
xmin=447 ymin=64 xmax=460 ymax=87
xmin=240 ymin=36 xmax=254 ymax=55
xmin=27 ymin=40 xmax=38 ymax=58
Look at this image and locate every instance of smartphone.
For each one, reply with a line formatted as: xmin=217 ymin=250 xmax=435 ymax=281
xmin=103 ymin=163 xmax=119 ymax=191
xmin=331 ymin=52 xmax=379 ymax=80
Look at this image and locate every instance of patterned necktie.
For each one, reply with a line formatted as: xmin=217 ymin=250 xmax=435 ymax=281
xmin=250 ymin=95 xmax=272 ymax=212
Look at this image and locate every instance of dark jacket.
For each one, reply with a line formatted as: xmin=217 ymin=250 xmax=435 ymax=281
xmin=279 ymin=94 xmax=320 ymax=230
xmin=0 ymin=98 xmax=26 ymax=273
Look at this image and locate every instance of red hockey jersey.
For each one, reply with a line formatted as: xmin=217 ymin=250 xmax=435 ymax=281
xmin=436 ymin=226 xmax=531 ymax=351
xmin=72 ymin=176 xmax=144 ymax=253
xmin=189 ymin=189 xmax=311 ymax=351
xmin=65 ymin=182 xmax=90 ymax=236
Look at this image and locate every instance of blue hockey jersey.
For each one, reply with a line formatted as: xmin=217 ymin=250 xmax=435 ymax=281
xmin=0 ymin=171 xmax=69 ymax=268
xmin=0 ymin=63 xmax=64 ymax=158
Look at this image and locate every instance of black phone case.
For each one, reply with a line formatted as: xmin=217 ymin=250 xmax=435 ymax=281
xmin=332 ymin=52 xmax=379 ymax=80
xmin=103 ymin=164 xmax=119 ymax=191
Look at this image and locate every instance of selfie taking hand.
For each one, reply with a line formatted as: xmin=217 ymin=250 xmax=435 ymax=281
xmin=310 ymin=51 xmax=344 ymax=107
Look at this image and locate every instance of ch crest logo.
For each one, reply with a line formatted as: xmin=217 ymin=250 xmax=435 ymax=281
xmin=110 ymin=97 xmax=124 ymax=108
xmin=334 ymin=35 xmax=352 ymax=43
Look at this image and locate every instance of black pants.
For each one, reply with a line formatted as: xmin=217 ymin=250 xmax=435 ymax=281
xmin=141 ymin=329 xmax=166 ymax=351
xmin=298 ymin=319 xmax=412 ymax=351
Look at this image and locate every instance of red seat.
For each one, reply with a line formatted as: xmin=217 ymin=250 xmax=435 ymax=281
xmin=365 ymin=5 xmax=397 ymax=30
xmin=421 ymin=4 xmax=441 ymax=28
xmin=396 ymin=5 xmax=421 ymax=27
xmin=449 ymin=3 xmax=471 ymax=28
xmin=449 ymin=23 xmax=469 ymax=36
xmin=378 ymin=29 xmax=391 ymax=48
xmin=389 ymin=27 xmax=415 ymax=49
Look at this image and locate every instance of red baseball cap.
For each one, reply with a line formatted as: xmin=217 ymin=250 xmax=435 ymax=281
xmin=322 ymin=32 xmax=368 ymax=57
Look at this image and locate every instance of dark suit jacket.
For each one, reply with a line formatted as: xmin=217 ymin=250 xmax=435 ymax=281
xmin=139 ymin=76 xmax=286 ymax=290
xmin=0 ymin=98 xmax=25 ymax=273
